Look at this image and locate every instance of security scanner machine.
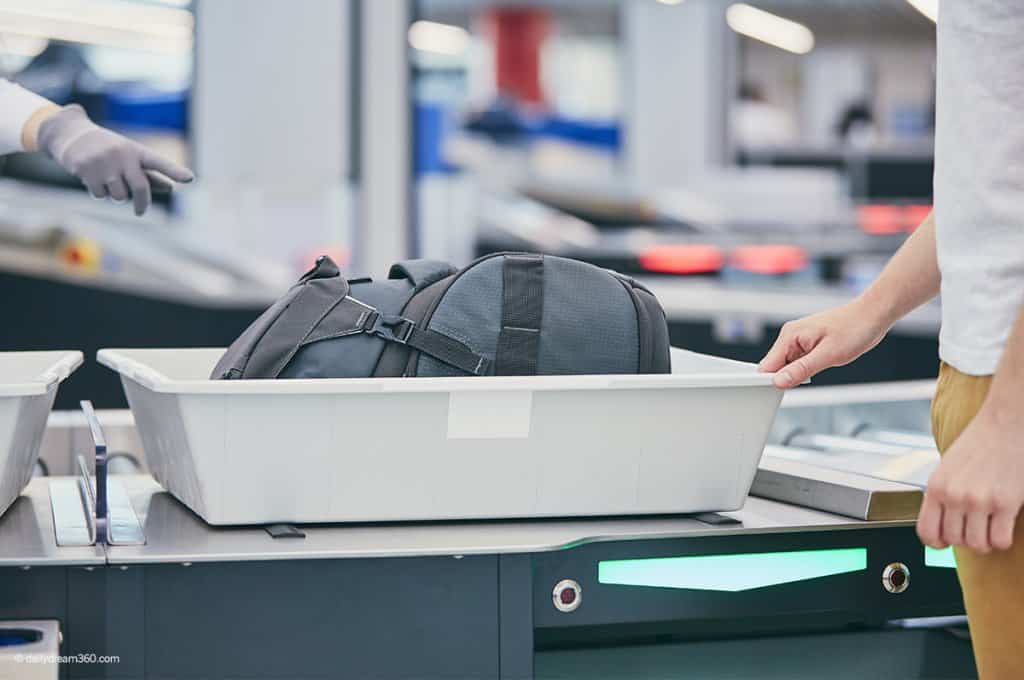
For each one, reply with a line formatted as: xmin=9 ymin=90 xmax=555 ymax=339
xmin=0 ymin=353 xmax=973 ymax=678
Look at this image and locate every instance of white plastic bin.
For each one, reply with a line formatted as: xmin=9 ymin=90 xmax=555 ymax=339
xmin=0 ymin=351 xmax=83 ymax=518
xmin=0 ymin=620 xmax=60 ymax=680
xmin=98 ymin=347 xmax=783 ymax=525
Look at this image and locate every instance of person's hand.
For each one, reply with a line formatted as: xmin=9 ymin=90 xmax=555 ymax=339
xmin=758 ymin=298 xmax=891 ymax=388
xmin=917 ymin=404 xmax=1024 ymax=553
xmin=36 ymin=104 xmax=194 ymax=216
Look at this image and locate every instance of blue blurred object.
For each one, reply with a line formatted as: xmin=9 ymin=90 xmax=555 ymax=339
xmin=720 ymin=264 xmax=821 ymax=288
xmin=891 ymin=105 xmax=931 ymax=139
xmin=13 ymin=42 xmax=106 ymax=121
xmin=434 ymin=98 xmax=622 ymax=176
xmin=461 ymin=97 xmax=621 ymax=151
xmin=415 ymin=102 xmax=459 ymax=176
xmin=531 ymin=116 xmax=619 ymax=151
xmin=0 ymin=629 xmax=42 ymax=647
xmin=462 ymin=96 xmax=530 ymax=145
xmin=104 ymin=85 xmax=189 ymax=131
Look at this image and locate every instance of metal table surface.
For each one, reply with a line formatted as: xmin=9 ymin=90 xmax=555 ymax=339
xmin=103 ymin=474 xmax=911 ymax=565
xmin=0 ymin=476 xmax=962 ymax=680
xmin=0 ymin=478 xmax=105 ymax=567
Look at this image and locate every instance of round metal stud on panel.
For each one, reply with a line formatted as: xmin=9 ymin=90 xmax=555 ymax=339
xmin=882 ymin=563 xmax=910 ymax=594
xmin=552 ymin=579 xmax=582 ymax=613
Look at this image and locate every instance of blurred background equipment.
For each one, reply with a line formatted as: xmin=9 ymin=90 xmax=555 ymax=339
xmin=0 ymin=0 xmax=941 ymax=406
xmin=412 ymin=0 xmax=940 ymax=385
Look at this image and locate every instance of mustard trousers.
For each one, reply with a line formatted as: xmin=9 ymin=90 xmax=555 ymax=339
xmin=931 ymin=362 xmax=1024 ymax=678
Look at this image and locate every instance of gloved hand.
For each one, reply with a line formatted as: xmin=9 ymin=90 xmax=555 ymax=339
xmin=37 ymin=104 xmax=194 ymax=216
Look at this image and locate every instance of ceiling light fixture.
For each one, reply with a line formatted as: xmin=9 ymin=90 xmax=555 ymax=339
xmin=0 ymin=0 xmax=193 ymax=53
xmin=408 ymin=20 xmax=470 ymax=57
xmin=726 ymin=3 xmax=815 ymax=55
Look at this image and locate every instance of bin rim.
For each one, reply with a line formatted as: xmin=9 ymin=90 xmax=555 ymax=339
xmin=97 ymin=347 xmax=781 ymax=395
xmin=0 ymin=350 xmax=84 ymax=397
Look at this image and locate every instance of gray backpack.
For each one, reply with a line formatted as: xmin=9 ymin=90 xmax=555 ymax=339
xmin=211 ymin=252 xmax=671 ymax=379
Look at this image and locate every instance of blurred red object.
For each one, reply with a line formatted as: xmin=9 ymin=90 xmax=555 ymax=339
xmin=858 ymin=203 xmax=932 ymax=234
xmin=488 ymin=8 xmax=550 ymax=106
xmin=729 ymin=245 xmax=808 ymax=275
xmin=904 ymin=204 xmax=932 ymax=231
xmin=858 ymin=204 xmax=905 ymax=235
xmin=638 ymin=244 xmax=725 ymax=275
xmin=59 ymin=237 xmax=102 ymax=272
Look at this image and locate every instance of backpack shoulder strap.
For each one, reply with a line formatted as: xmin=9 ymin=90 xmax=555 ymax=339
xmin=214 ymin=256 xmax=363 ymax=379
xmin=388 ymin=260 xmax=457 ymax=291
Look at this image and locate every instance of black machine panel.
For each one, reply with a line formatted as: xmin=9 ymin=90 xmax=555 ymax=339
xmin=531 ymin=528 xmax=963 ymax=647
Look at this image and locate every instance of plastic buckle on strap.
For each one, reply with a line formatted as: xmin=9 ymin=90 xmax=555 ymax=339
xmin=367 ymin=313 xmax=415 ymax=345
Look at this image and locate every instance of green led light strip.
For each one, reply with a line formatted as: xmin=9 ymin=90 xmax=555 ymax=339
xmin=598 ymin=548 xmax=867 ymax=593
xmin=925 ymin=546 xmax=957 ymax=569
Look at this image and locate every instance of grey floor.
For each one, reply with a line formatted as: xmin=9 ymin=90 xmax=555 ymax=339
xmin=536 ymin=629 xmax=976 ymax=680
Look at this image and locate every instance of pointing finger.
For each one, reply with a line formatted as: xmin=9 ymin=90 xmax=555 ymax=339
xmin=140 ymin=150 xmax=194 ymax=184
xmin=145 ymin=170 xmax=175 ymax=195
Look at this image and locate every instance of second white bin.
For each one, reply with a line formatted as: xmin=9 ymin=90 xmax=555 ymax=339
xmin=0 ymin=351 xmax=83 ymax=519
xmin=99 ymin=347 xmax=783 ymax=525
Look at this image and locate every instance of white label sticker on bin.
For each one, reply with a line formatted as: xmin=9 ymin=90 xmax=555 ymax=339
xmin=447 ymin=390 xmax=533 ymax=439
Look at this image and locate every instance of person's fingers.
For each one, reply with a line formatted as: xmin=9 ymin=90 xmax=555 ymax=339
xmin=759 ymin=327 xmax=795 ymax=373
xmin=774 ymin=343 xmax=832 ymax=388
xmin=125 ymin=166 xmax=152 ymax=217
xmin=989 ymin=509 xmax=1017 ymax=551
xmin=140 ymin=150 xmax=194 ymax=183
xmin=83 ymin=177 xmax=108 ymax=199
xmin=917 ymin=493 xmax=947 ymax=548
xmin=940 ymin=505 xmax=966 ymax=548
xmin=964 ymin=509 xmax=993 ymax=554
xmin=106 ymin=176 xmax=129 ymax=203
xmin=145 ymin=170 xmax=175 ymax=195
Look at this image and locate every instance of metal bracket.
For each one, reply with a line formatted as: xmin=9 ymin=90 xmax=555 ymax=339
xmin=693 ymin=512 xmax=742 ymax=527
xmin=264 ymin=524 xmax=306 ymax=539
xmin=50 ymin=402 xmax=145 ymax=547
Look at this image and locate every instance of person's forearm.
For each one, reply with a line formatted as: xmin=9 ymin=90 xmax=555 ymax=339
xmin=857 ymin=211 xmax=941 ymax=329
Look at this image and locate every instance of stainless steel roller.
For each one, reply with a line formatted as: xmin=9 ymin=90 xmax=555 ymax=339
xmin=851 ymin=425 xmax=936 ymax=450
xmin=782 ymin=430 xmax=916 ymax=456
xmin=107 ymin=452 xmax=143 ymax=475
xmin=764 ymin=442 xmax=938 ymax=488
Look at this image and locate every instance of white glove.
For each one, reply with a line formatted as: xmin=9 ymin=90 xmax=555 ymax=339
xmin=38 ymin=104 xmax=194 ymax=216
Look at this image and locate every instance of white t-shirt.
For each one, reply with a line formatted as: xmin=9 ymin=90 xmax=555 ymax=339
xmin=0 ymin=78 xmax=50 ymax=155
xmin=935 ymin=1 xmax=1024 ymax=375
